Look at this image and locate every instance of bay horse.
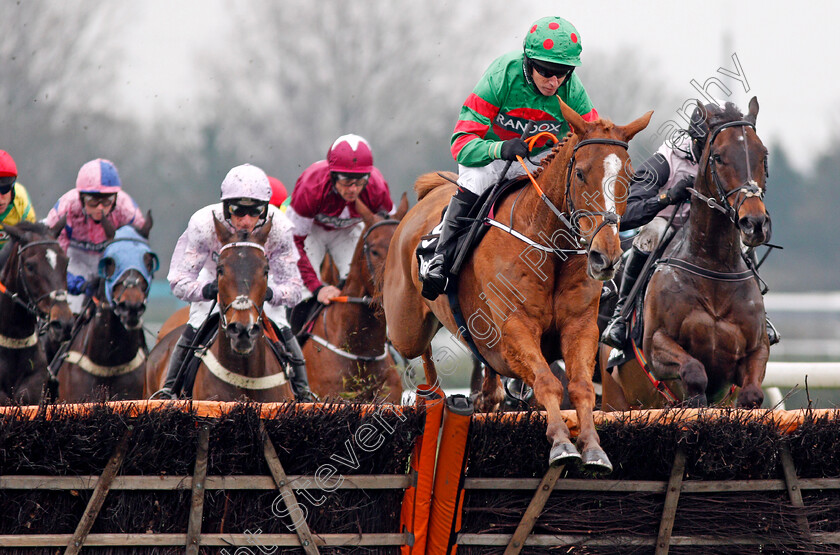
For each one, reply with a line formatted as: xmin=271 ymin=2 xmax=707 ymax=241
xmin=304 ymin=194 xmax=409 ymax=402
xmin=602 ymin=98 xmax=771 ymax=410
xmin=0 ymin=219 xmax=74 ymax=404
xmin=383 ymin=98 xmax=652 ymax=470
xmin=145 ymin=216 xmax=295 ymax=402
xmin=56 ymin=219 xmax=157 ymax=402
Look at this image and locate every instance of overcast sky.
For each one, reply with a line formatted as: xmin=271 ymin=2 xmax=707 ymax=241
xmin=117 ymin=0 xmax=839 ymax=172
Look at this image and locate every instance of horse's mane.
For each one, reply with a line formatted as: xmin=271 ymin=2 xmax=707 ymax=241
xmin=532 ymin=131 xmax=575 ymax=178
xmin=705 ymin=102 xmax=745 ymax=132
xmin=9 ymin=221 xmax=52 ymax=237
xmin=415 ymin=171 xmax=458 ymax=200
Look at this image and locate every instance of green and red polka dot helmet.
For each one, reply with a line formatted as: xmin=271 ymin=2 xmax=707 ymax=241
xmin=523 ymin=16 xmax=583 ymax=67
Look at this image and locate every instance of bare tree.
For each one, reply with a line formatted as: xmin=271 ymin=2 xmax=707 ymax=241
xmin=197 ymin=1 xmax=511 ymax=195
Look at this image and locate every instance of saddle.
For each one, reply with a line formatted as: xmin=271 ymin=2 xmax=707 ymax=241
xmin=415 ymin=175 xmax=528 ymax=276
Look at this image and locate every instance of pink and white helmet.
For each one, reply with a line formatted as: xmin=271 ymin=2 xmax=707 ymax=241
xmin=76 ymin=158 xmax=122 ymax=194
xmin=327 ymin=134 xmax=374 ymax=174
xmin=220 ymin=163 xmax=272 ymax=202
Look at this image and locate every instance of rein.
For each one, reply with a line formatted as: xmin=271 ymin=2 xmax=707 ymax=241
xmin=307 ymin=218 xmax=395 ymax=362
xmin=492 ymin=133 xmax=628 ymax=257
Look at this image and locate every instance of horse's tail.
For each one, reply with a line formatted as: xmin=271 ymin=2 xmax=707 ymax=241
xmin=414 ymin=171 xmax=458 ymax=200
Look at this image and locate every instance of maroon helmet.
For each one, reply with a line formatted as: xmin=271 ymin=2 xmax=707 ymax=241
xmin=327 ymin=134 xmax=374 ymax=174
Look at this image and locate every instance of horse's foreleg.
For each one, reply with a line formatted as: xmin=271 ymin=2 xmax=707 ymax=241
xmin=561 ymin=319 xmax=611 ymax=472
xmin=650 ymin=330 xmax=707 ymax=406
xmin=501 ymin=321 xmax=579 ymax=466
xmin=738 ymin=343 xmax=769 ymax=408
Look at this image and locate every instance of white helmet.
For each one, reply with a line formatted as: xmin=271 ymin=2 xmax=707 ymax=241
xmin=220 ymin=164 xmax=272 ymax=202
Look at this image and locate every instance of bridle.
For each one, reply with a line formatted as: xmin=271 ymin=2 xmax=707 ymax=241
xmin=361 ymin=219 xmax=399 ymax=280
xmin=216 ymin=241 xmax=266 ymax=331
xmin=689 ymin=121 xmax=766 ymax=224
xmin=1 ymin=239 xmax=68 ymax=322
xmin=563 ymin=138 xmax=628 ymax=246
xmin=489 ymin=135 xmax=630 ymax=258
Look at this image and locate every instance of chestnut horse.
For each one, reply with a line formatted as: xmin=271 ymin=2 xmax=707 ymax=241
xmin=0 ymin=220 xmax=74 ymax=404
xmin=602 ymin=98 xmax=771 ymax=410
xmin=384 ymin=98 xmax=652 ymax=470
xmin=305 ymin=195 xmax=408 ymax=402
xmin=56 ymin=220 xmax=157 ymax=402
xmin=145 ymin=217 xmax=295 ymax=401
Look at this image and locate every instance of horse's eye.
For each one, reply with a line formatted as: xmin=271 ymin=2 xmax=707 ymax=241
xmin=575 ymin=169 xmax=585 ymax=181
xmin=264 ymin=265 xmax=269 ymax=276
xmin=712 ymin=153 xmax=723 ymax=164
xmin=24 ymin=262 xmax=36 ymax=273
xmin=217 ymin=267 xmax=224 ymax=277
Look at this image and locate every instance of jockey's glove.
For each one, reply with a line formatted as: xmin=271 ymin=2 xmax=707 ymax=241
xmin=264 ymin=287 xmax=274 ymax=302
xmin=498 ymin=138 xmax=529 ymax=161
xmin=67 ymin=273 xmax=86 ymax=295
xmin=660 ymin=175 xmax=694 ymax=206
xmin=201 ymin=280 xmax=219 ymax=301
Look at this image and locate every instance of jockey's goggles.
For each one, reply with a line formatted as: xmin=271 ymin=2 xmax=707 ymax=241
xmin=82 ymin=193 xmax=117 ymax=208
xmin=530 ymin=59 xmax=573 ymax=80
xmin=0 ymin=176 xmax=15 ymax=195
xmin=333 ymin=173 xmax=369 ymax=188
xmin=228 ymin=202 xmax=268 ymax=218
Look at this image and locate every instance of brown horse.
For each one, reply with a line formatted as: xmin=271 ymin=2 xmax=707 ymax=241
xmin=56 ymin=219 xmax=157 ymax=402
xmin=383 ymin=98 xmax=652 ymax=470
xmin=145 ymin=216 xmax=295 ymax=402
xmin=305 ymin=195 xmax=409 ymax=402
xmin=0 ymin=220 xmax=74 ymax=404
xmin=602 ymin=98 xmax=771 ymax=410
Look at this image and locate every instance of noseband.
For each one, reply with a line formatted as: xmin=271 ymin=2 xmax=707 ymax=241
xmin=691 ymin=121 xmax=766 ymax=224
xmin=217 ymin=241 xmax=266 ymax=330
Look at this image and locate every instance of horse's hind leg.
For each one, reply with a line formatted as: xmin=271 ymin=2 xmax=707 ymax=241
xmin=651 ymin=330 xmax=707 ymax=406
xmin=474 ymin=366 xmax=502 ymax=413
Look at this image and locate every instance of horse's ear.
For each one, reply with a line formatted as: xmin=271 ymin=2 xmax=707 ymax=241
xmin=619 ymin=110 xmax=654 ymax=141
xmin=745 ymin=96 xmax=759 ymax=125
xmin=213 ymin=214 xmax=232 ymax=244
xmin=100 ymin=214 xmax=116 ymax=240
xmin=100 ymin=257 xmax=116 ymax=278
xmin=394 ymin=192 xmax=409 ymax=221
xmin=48 ymin=215 xmax=67 ymax=239
xmin=354 ymin=198 xmax=377 ymax=228
xmin=3 ymin=223 xmax=24 ymax=243
xmin=251 ymin=215 xmax=273 ymax=245
xmin=557 ymin=95 xmax=589 ymax=136
xmin=136 ymin=210 xmax=153 ymax=239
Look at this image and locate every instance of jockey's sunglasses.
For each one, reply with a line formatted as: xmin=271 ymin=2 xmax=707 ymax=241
xmin=229 ymin=203 xmax=267 ymax=218
xmin=531 ymin=60 xmax=571 ymax=80
xmin=82 ymin=194 xmax=116 ymax=208
xmin=334 ymin=173 xmax=369 ymax=188
xmin=0 ymin=176 xmax=15 ymax=195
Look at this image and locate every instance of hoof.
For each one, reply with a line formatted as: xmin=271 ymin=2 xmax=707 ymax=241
xmin=549 ymin=441 xmax=581 ymax=466
xmin=582 ymin=447 xmax=613 ymax=474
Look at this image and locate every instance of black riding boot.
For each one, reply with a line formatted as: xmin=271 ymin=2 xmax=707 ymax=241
xmin=420 ymin=187 xmax=479 ymax=301
xmin=279 ymin=326 xmax=317 ymax=402
xmin=151 ymin=324 xmax=198 ymax=400
xmin=601 ymin=247 xmax=650 ymax=349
